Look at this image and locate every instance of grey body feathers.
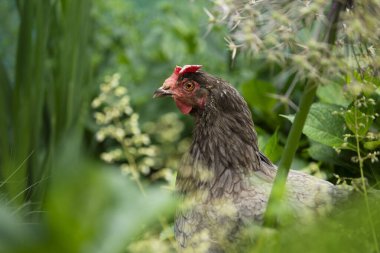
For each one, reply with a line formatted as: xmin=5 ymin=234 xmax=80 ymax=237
xmin=174 ymin=71 xmax=349 ymax=252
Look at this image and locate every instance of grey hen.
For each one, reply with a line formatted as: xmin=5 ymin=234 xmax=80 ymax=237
xmin=154 ymin=65 xmax=349 ymax=252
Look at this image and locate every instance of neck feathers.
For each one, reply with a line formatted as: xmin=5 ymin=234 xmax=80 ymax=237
xmin=177 ymin=80 xmax=265 ymax=197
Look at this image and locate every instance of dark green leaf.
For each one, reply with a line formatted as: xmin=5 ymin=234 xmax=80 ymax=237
xmin=241 ymin=79 xmax=277 ymax=113
xmin=308 ymin=141 xmax=337 ymax=163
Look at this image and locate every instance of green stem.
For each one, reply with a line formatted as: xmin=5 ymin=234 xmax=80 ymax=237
xmin=354 ymin=104 xmax=380 ymax=253
xmin=263 ymin=80 xmax=318 ymax=226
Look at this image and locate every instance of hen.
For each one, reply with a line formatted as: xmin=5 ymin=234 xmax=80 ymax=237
xmin=154 ymin=65 xmax=349 ymax=252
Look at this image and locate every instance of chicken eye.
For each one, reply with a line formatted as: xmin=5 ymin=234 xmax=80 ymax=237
xmin=184 ymin=82 xmax=195 ymax=91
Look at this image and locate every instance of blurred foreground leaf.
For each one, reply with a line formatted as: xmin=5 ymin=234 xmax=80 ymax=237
xmin=0 ymin=158 xmax=175 ymax=253
xmin=229 ymin=196 xmax=380 ymax=253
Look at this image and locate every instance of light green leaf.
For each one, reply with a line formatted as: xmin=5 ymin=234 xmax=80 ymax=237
xmin=364 ymin=140 xmax=380 ymax=150
xmin=280 ymin=114 xmax=295 ymax=122
xmin=316 ymin=83 xmax=350 ymax=106
xmin=263 ymin=128 xmax=283 ymax=163
xmin=344 ymin=101 xmax=374 ymax=136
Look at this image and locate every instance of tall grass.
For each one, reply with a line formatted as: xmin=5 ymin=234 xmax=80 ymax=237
xmin=0 ymin=0 xmax=92 ymax=209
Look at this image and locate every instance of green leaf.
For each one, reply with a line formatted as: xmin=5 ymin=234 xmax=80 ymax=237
xmin=263 ymin=128 xmax=283 ymax=163
xmin=308 ymin=142 xmax=357 ymax=170
xmin=316 ymin=83 xmax=350 ymax=106
xmin=308 ymin=141 xmax=337 ymax=163
xmin=241 ymin=79 xmax=277 ymax=113
xmin=280 ymin=114 xmax=295 ymax=122
xmin=46 ymin=161 xmax=175 ymax=253
xmin=303 ymin=103 xmax=355 ymax=149
xmin=344 ymin=101 xmax=374 ymax=136
xmin=290 ymin=157 xmax=309 ymax=171
xmin=363 ymin=140 xmax=380 ymax=150
xmin=283 ymin=103 xmax=355 ymax=150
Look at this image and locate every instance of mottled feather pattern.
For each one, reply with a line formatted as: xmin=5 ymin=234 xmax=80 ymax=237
xmin=173 ymin=71 xmax=350 ymax=252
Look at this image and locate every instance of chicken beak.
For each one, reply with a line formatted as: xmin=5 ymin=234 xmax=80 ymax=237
xmin=153 ymin=86 xmax=173 ymax=98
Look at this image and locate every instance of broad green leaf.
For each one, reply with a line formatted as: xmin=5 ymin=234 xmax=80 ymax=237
xmin=303 ymin=103 xmax=356 ymax=149
xmin=316 ymin=83 xmax=350 ymax=106
xmin=283 ymin=103 xmax=355 ymax=150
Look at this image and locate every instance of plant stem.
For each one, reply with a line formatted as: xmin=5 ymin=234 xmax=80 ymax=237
xmin=354 ymin=103 xmax=380 ymax=253
xmin=263 ymin=80 xmax=318 ymax=227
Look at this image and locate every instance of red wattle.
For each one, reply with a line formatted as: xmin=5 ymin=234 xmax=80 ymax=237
xmin=174 ymin=99 xmax=192 ymax=114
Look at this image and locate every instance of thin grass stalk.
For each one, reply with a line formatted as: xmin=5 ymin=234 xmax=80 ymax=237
xmin=353 ymin=103 xmax=380 ymax=253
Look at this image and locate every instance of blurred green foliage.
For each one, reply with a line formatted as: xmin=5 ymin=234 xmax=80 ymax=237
xmin=0 ymin=0 xmax=94 ymax=207
xmin=0 ymin=0 xmax=379 ymax=252
xmin=0 ymin=141 xmax=174 ymax=253
xmin=217 ymin=196 xmax=380 ymax=253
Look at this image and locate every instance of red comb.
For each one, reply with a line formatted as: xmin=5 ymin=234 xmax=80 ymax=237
xmin=173 ymin=66 xmax=182 ymax=74
xmin=179 ymin=65 xmax=202 ymax=75
xmin=163 ymin=65 xmax=202 ymax=89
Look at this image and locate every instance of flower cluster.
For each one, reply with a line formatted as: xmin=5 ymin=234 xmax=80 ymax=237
xmin=210 ymin=0 xmax=380 ymax=86
xmin=92 ymin=74 xmax=188 ymax=188
xmin=332 ymin=96 xmax=379 ymax=168
xmin=92 ymin=74 xmax=156 ymax=183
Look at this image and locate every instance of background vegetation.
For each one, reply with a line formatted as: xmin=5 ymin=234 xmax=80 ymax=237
xmin=0 ymin=0 xmax=379 ymax=252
